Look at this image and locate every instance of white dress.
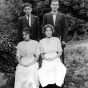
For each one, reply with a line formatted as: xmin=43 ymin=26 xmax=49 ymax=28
xmin=14 ymin=40 xmax=39 ymax=88
xmin=38 ymin=37 xmax=67 ymax=87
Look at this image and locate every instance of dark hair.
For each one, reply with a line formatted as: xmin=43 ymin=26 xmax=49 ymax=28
xmin=22 ymin=27 xmax=31 ymax=35
xmin=42 ymin=24 xmax=55 ymax=35
xmin=50 ymin=0 xmax=59 ymax=5
xmin=23 ymin=3 xmax=32 ymax=10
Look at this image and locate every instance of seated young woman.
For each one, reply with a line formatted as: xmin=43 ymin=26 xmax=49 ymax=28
xmin=38 ymin=24 xmax=67 ymax=88
xmin=14 ymin=27 xmax=39 ymax=88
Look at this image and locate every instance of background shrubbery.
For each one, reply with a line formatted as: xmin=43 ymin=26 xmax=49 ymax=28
xmin=1 ymin=44 xmax=88 ymax=88
xmin=0 ymin=0 xmax=88 ymax=87
xmin=64 ymin=45 xmax=88 ymax=88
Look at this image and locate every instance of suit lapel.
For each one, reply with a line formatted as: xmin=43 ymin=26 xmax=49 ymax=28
xmin=23 ymin=16 xmax=31 ymax=28
xmin=55 ymin=12 xmax=61 ymax=26
xmin=49 ymin=13 xmax=54 ymax=26
xmin=24 ymin=15 xmax=29 ymax=25
xmin=31 ymin=15 xmax=35 ymax=27
xmin=23 ymin=15 xmax=35 ymax=28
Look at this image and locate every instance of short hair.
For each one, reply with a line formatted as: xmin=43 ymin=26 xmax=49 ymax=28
xmin=42 ymin=24 xmax=55 ymax=35
xmin=23 ymin=3 xmax=32 ymax=10
xmin=51 ymin=0 xmax=59 ymax=2
xmin=50 ymin=0 xmax=59 ymax=4
xmin=22 ymin=27 xmax=31 ymax=35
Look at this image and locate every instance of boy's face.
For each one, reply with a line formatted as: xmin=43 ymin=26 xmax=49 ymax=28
xmin=23 ymin=6 xmax=32 ymax=15
xmin=50 ymin=1 xmax=59 ymax=12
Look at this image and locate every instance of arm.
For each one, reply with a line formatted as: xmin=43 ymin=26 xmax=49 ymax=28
xmin=26 ymin=41 xmax=40 ymax=67
xmin=16 ymin=56 xmax=26 ymax=66
xmin=16 ymin=44 xmax=26 ymax=66
xmin=26 ymin=55 xmax=39 ymax=67
xmin=18 ymin=18 xmax=22 ymax=43
xmin=36 ymin=17 xmax=42 ymax=40
xmin=62 ymin=14 xmax=68 ymax=43
xmin=41 ymin=53 xmax=49 ymax=61
xmin=49 ymin=51 xmax=62 ymax=61
xmin=49 ymin=38 xmax=63 ymax=61
xmin=42 ymin=14 xmax=47 ymax=28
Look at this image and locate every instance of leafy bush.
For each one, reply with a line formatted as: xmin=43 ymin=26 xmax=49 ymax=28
xmin=0 ymin=0 xmax=88 ymax=74
xmin=64 ymin=45 xmax=88 ymax=88
xmin=0 ymin=0 xmax=22 ymax=73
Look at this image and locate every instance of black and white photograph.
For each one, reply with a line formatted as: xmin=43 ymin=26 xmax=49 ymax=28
xmin=0 ymin=0 xmax=88 ymax=88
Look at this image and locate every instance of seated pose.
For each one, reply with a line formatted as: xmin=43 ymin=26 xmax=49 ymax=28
xmin=38 ymin=24 xmax=67 ymax=88
xmin=14 ymin=28 xmax=39 ymax=88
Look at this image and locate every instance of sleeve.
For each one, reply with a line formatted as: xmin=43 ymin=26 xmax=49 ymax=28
xmin=35 ymin=42 xmax=40 ymax=56
xmin=42 ymin=14 xmax=47 ymax=27
xmin=62 ymin=14 xmax=68 ymax=42
xmin=18 ymin=17 xmax=22 ymax=43
xmin=16 ymin=44 xmax=21 ymax=57
xmin=36 ymin=40 xmax=44 ymax=55
xmin=57 ymin=38 xmax=63 ymax=53
xmin=36 ymin=16 xmax=42 ymax=40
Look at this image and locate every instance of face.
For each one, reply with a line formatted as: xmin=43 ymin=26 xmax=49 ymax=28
xmin=45 ymin=27 xmax=52 ymax=38
xmin=23 ymin=6 xmax=32 ymax=15
xmin=50 ymin=1 xmax=59 ymax=12
xmin=22 ymin=31 xmax=30 ymax=41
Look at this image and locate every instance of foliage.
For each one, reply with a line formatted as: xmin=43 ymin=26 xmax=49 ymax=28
xmin=0 ymin=0 xmax=88 ymax=74
xmin=1 ymin=45 xmax=88 ymax=88
xmin=0 ymin=0 xmax=23 ymax=73
xmin=21 ymin=0 xmax=88 ymax=40
xmin=64 ymin=45 xmax=88 ymax=88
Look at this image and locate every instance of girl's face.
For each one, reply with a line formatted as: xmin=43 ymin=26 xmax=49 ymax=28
xmin=22 ymin=31 xmax=30 ymax=41
xmin=45 ymin=27 xmax=52 ymax=38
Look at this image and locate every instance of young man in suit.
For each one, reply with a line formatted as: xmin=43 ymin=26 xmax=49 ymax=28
xmin=18 ymin=3 xmax=42 ymax=42
xmin=42 ymin=0 xmax=68 ymax=64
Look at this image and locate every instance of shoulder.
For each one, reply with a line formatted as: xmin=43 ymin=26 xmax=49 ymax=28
xmin=39 ymin=38 xmax=46 ymax=43
xmin=32 ymin=15 xmax=38 ymax=18
xmin=58 ymin=12 xmax=66 ymax=18
xmin=18 ymin=16 xmax=25 ymax=20
xmin=32 ymin=15 xmax=39 ymax=21
xmin=16 ymin=41 xmax=24 ymax=48
xmin=18 ymin=41 xmax=24 ymax=45
xmin=31 ymin=40 xmax=39 ymax=44
xmin=44 ymin=12 xmax=51 ymax=16
xmin=52 ymin=37 xmax=61 ymax=42
xmin=58 ymin=12 xmax=65 ymax=15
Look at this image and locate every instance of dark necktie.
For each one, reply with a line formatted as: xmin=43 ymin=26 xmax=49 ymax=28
xmin=27 ymin=15 xmax=31 ymax=27
xmin=28 ymin=15 xmax=29 ymax=23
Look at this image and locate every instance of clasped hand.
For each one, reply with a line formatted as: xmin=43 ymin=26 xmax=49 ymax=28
xmin=20 ymin=63 xmax=32 ymax=67
xmin=46 ymin=57 xmax=55 ymax=61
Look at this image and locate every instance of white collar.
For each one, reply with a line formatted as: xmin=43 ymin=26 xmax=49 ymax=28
xmin=51 ymin=11 xmax=57 ymax=15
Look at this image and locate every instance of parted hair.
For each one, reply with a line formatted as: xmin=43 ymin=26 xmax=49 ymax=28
xmin=22 ymin=27 xmax=31 ymax=35
xmin=42 ymin=24 xmax=55 ymax=34
xmin=50 ymin=0 xmax=59 ymax=4
xmin=23 ymin=2 xmax=32 ymax=10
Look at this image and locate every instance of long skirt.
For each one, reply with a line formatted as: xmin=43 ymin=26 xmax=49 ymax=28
xmin=14 ymin=57 xmax=39 ymax=88
xmin=38 ymin=52 xmax=67 ymax=87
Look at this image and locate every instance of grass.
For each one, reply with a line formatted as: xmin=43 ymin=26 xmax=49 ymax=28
xmin=1 ymin=39 xmax=88 ymax=88
xmin=64 ymin=43 xmax=88 ymax=88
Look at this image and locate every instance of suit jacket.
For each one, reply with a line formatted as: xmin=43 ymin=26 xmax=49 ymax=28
xmin=42 ymin=12 xmax=68 ymax=42
xmin=18 ymin=15 xmax=42 ymax=42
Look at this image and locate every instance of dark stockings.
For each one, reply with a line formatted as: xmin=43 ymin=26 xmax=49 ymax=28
xmin=40 ymin=84 xmax=63 ymax=88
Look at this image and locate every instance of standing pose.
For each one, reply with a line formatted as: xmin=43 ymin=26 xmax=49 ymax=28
xmin=18 ymin=3 xmax=42 ymax=42
xmin=42 ymin=0 xmax=68 ymax=63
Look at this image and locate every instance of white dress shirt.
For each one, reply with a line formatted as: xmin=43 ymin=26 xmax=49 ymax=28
xmin=26 ymin=15 xmax=31 ymax=27
xmin=52 ymin=11 xmax=57 ymax=25
xmin=53 ymin=14 xmax=56 ymax=25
